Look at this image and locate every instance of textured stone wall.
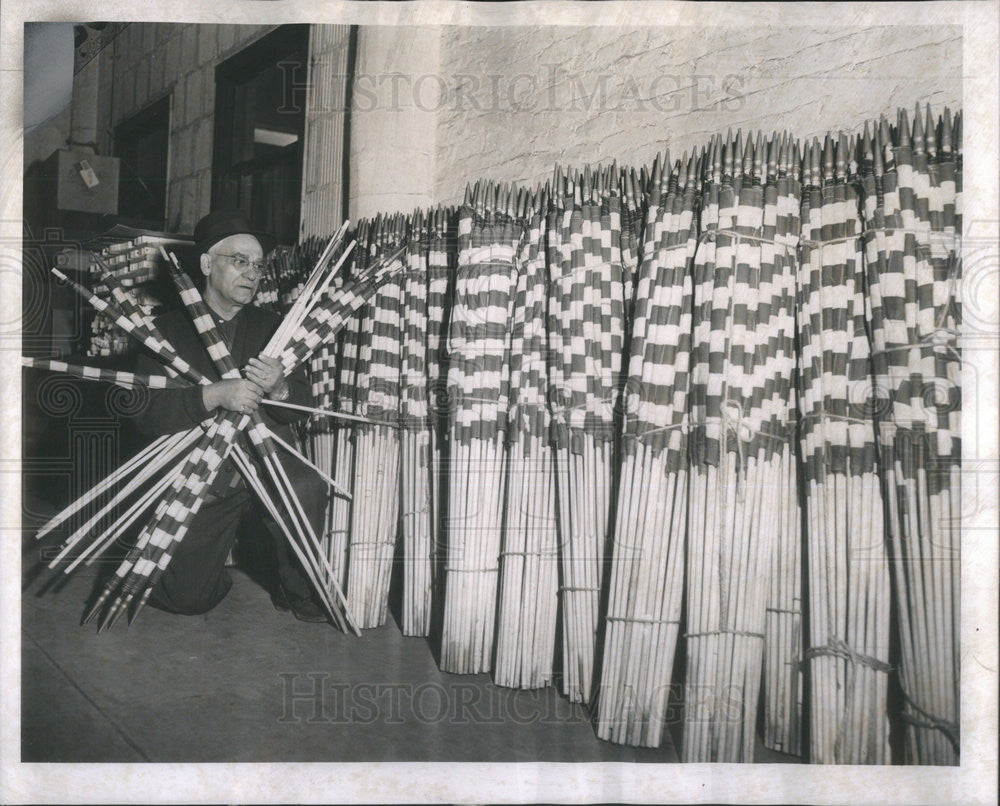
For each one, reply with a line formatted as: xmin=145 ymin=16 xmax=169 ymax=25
xmin=96 ymin=23 xmax=273 ymax=234
xmin=433 ymin=25 xmax=962 ymax=205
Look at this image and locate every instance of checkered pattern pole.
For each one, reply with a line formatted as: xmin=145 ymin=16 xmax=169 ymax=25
xmin=50 ymin=268 xmax=206 ymax=386
xmin=862 ymin=106 xmax=961 ymax=765
xmin=596 ymin=151 xmax=697 ymax=745
xmin=797 ymin=132 xmax=891 ymax=763
xmin=22 ymin=358 xmax=188 ymax=389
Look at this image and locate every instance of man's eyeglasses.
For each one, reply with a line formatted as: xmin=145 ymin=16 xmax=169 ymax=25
xmin=214 ymin=252 xmax=266 ymax=275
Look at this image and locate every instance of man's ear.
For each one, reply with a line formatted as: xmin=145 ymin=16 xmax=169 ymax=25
xmin=200 ymin=252 xmax=212 ymax=278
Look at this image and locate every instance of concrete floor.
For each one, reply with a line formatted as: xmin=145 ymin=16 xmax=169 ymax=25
xmin=23 ymin=557 xmax=686 ymax=764
xmin=23 ymin=557 xmax=803 ymax=764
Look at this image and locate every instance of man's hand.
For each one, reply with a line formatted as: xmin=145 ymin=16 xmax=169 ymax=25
xmin=244 ymin=355 xmax=288 ymax=399
xmin=202 ymin=378 xmax=264 ymax=414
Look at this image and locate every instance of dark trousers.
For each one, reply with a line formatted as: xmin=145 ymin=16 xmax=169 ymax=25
xmin=148 ymin=454 xmax=328 ymax=615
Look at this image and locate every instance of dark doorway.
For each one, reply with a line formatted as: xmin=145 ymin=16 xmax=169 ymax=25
xmin=211 ymin=24 xmax=309 ymax=247
xmin=114 ymin=95 xmax=170 ymax=230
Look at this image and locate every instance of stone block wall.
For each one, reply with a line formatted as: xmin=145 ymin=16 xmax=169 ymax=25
xmin=96 ymin=23 xmax=274 ymax=235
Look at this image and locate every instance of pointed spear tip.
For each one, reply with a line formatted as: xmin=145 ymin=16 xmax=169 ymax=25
xmin=898 ymin=104 xmax=910 ymax=128
xmin=97 ymin=600 xmax=120 ymax=633
xmin=940 ymin=108 xmax=953 ymax=153
xmin=82 ymin=602 xmax=102 ymax=626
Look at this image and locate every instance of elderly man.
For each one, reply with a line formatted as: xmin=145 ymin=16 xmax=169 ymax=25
xmin=133 ymin=209 xmax=327 ymax=622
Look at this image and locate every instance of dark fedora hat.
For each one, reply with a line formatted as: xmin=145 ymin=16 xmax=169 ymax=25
xmin=193 ymin=208 xmax=276 ymax=256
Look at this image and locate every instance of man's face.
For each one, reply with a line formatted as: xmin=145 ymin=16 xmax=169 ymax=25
xmin=202 ymin=233 xmax=264 ymax=309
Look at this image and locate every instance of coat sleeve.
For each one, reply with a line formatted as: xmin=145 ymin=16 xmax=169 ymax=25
xmin=132 ymin=346 xmax=211 ymax=436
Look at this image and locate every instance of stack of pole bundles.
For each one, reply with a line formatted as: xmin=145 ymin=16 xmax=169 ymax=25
xmin=34 ymin=100 xmax=964 ymax=764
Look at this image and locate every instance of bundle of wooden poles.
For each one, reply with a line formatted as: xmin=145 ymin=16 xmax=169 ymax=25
xmin=595 ymin=152 xmax=696 ymax=745
xmin=439 ymin=184 xmax=521 ymax=673
xmin=861 ymin=105 xmax=962 ymax=765
xmin=797 ymin=132 xmax=891 ymax=764
xmin=681 ymin=130 xmax=799 ymax=762
xmin=547 ymin=165 xmax=631 ymax=704
xmin=341 ymin=219 xmax=405 ymax=629
xmin=29 ymin=102 xmax=962 ymax=765
xmin=761 ymin=139 xmax=805 ymax=758
xmin=493 ymin=189 xmax=560 ymax=689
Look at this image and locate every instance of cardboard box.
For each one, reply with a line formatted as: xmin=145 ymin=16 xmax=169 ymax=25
xmin=43 ymin=149 xmax=120 ymax=215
